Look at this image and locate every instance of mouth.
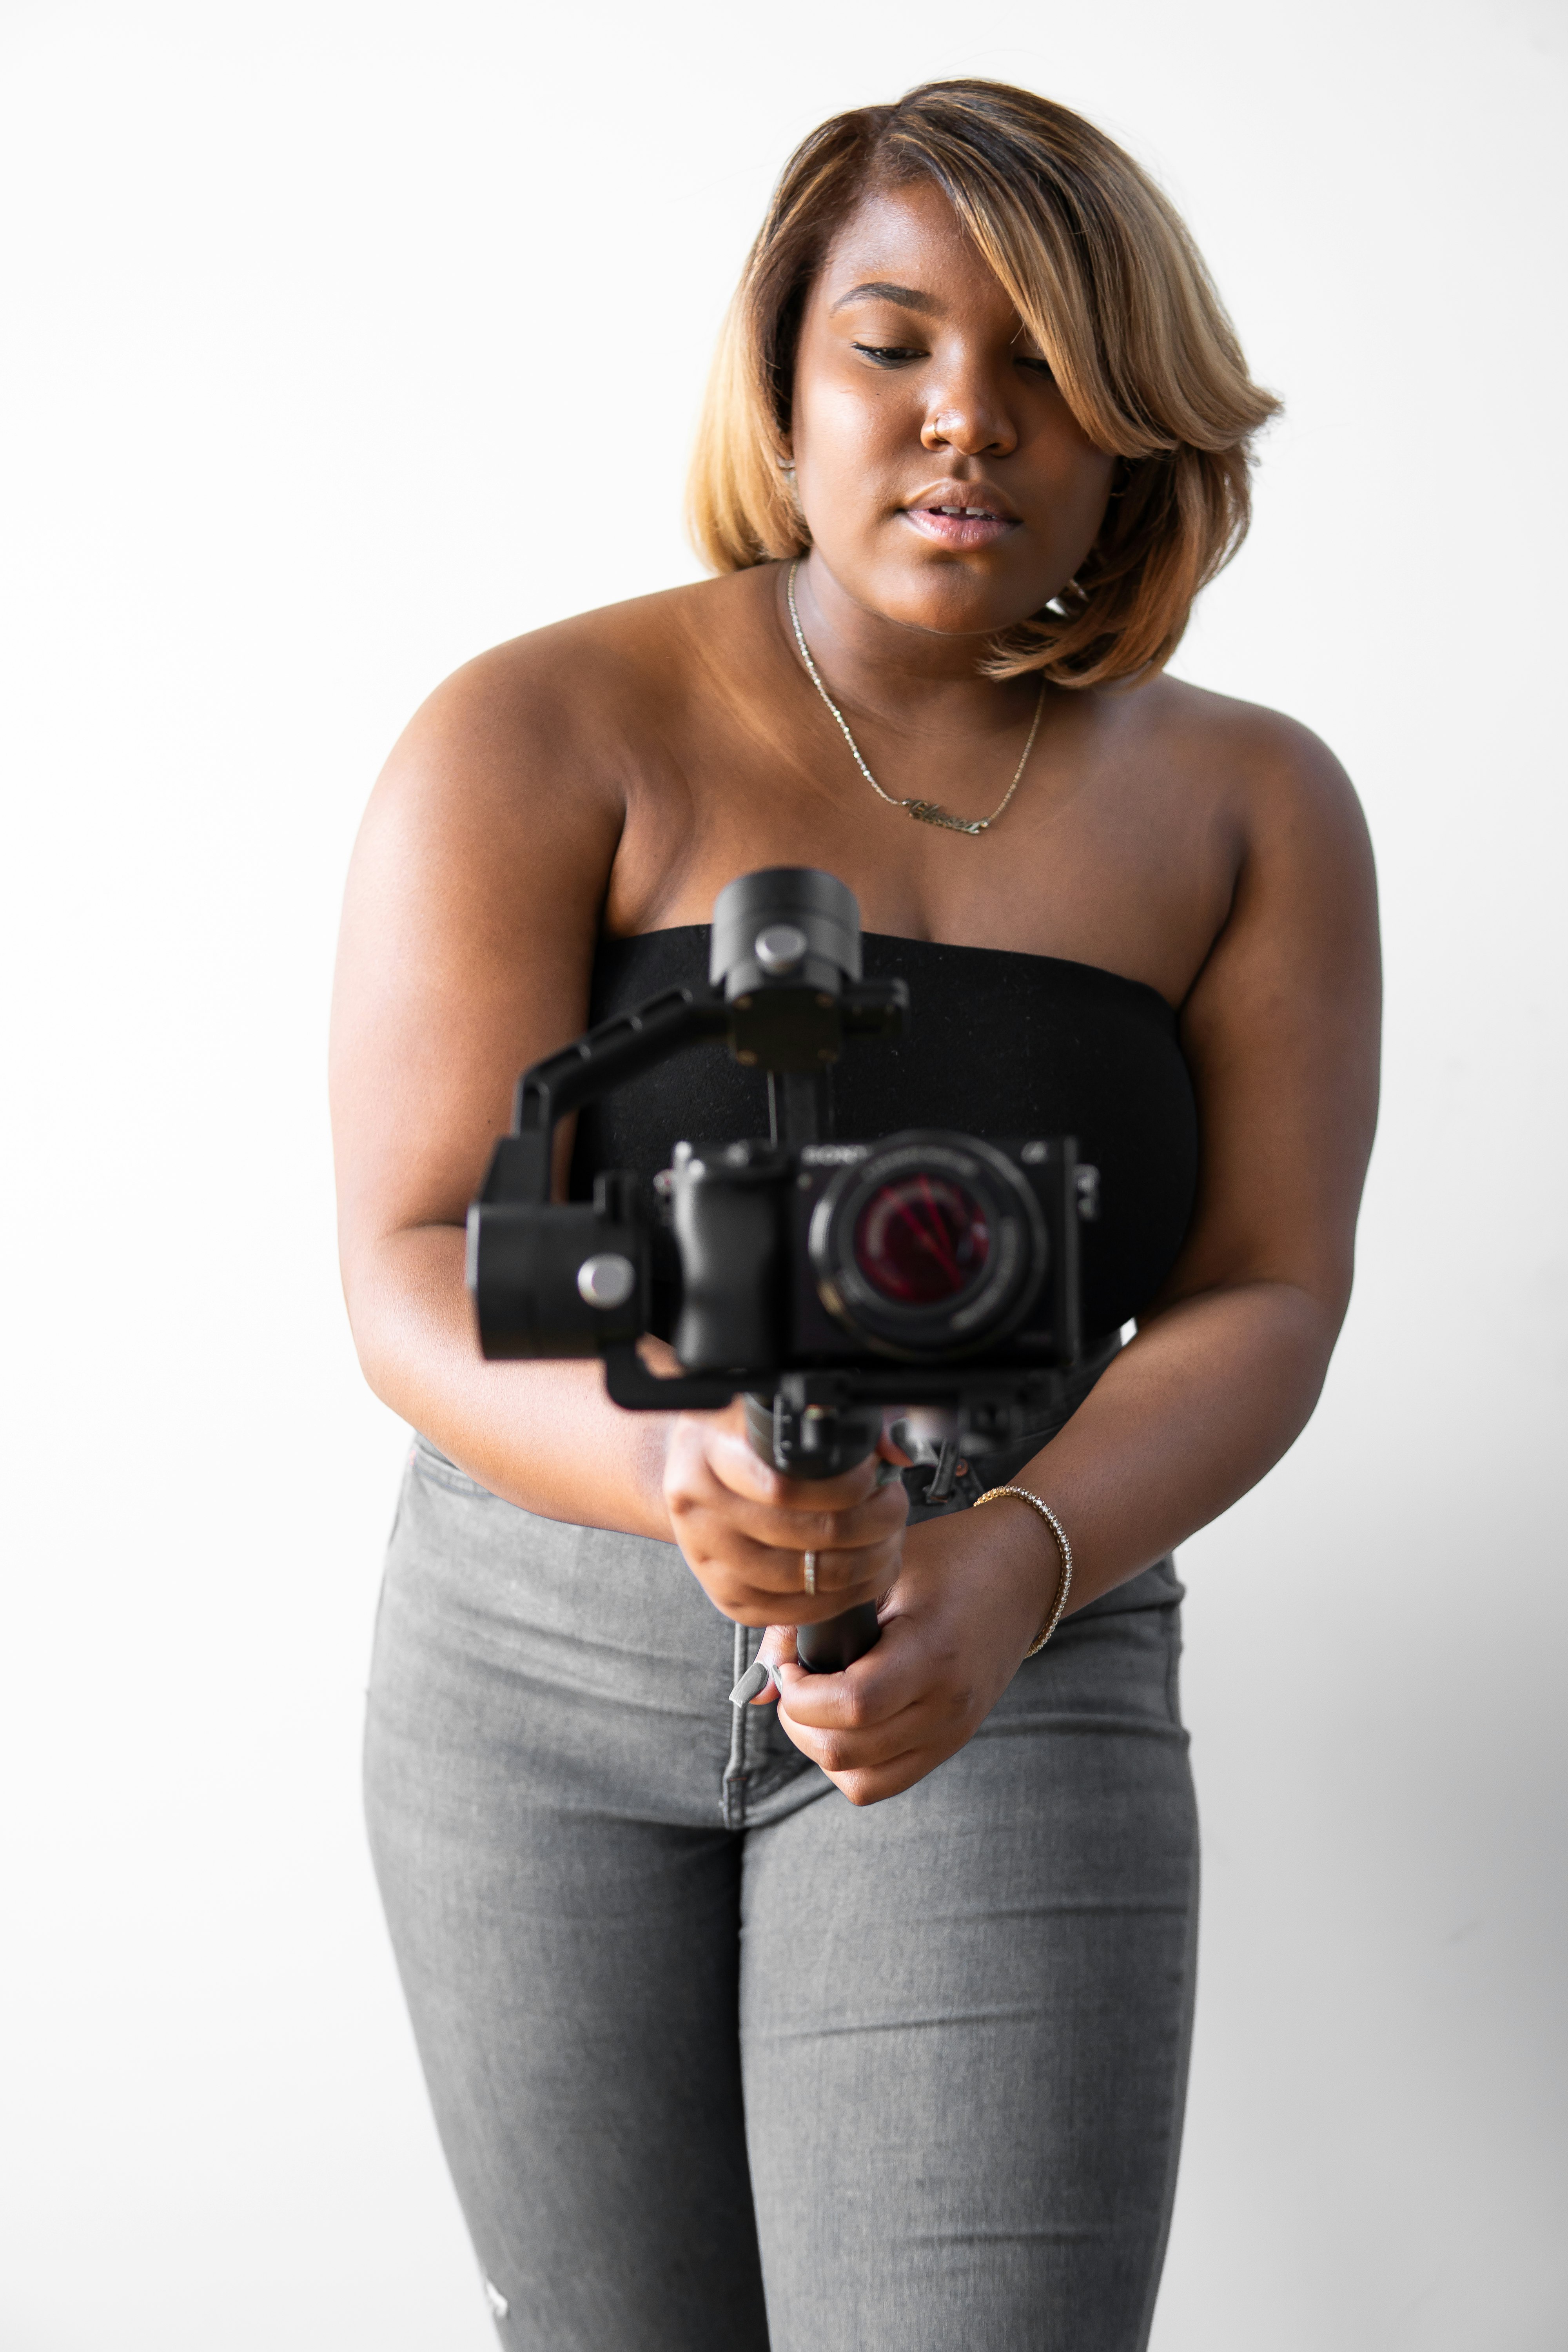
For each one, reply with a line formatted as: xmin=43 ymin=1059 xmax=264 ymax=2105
xmin=900 ymin=492 xmax=1020 ymax=549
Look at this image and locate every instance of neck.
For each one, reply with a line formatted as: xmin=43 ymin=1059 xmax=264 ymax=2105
xmin=786 ymin=553 xmax=1042 ymax=740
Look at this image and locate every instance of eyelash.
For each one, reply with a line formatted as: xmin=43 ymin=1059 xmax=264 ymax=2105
xmin=851 ymin=341 xmax=1054 ymax=382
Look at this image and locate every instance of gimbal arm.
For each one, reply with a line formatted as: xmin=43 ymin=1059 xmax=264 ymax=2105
xmin=481 ymin=985 xmax=729 ymax=1209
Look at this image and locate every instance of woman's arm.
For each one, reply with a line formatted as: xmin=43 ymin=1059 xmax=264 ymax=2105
xmin=331 ymin=635 xmax=674 ymax=1530
xmin=331 ymin=634 xmax=907 ymax=1606
xmin=763 ymin=715 xmax=1381 ymax=1802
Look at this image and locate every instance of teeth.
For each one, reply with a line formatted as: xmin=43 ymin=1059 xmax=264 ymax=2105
xmin=935 ymin=505 xmax=996 ymax=519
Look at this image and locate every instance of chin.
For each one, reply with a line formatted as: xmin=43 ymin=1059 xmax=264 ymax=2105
xmin=864 ymin=559 xmax=1035 ymax=640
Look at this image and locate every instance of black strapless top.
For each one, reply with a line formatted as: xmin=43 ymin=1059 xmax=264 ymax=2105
xmin=569 ymin=929 xmax=1198 ymax=1348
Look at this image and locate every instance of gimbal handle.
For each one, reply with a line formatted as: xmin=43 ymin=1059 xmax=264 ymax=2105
xmin=599 ymin=1353 xmax=895 ymax=1670
xmin=740 ymin=1390 xmax=887 ymax=1673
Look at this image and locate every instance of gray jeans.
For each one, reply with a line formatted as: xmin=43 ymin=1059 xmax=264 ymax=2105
xmin=364 ymin=1432 xmax=1198 ymax=2352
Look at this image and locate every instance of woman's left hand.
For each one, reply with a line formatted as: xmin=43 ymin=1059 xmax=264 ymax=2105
xmin=752 ymin=1501 xmax=1065 ymax=1806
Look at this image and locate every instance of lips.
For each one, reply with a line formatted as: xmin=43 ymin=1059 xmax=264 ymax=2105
xmin=900 ymin=481 xmax=1020 ymax=549
xmin=923 ymin=499 xmax=1008 ymax=520
xmin=903 ymin=505 xmax=1016 ymax=548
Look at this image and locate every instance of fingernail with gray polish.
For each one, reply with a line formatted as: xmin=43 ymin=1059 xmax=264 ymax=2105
xmin=729 ymin=1660 xmax=775 ymax=1707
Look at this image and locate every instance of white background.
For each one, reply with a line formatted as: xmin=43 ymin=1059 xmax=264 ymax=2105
xmin=2 ymin=2 xmax=1564 ymax=2345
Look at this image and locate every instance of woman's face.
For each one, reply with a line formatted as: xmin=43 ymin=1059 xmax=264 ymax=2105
xmin=789 ymin=176 xmax=1116 ymax=642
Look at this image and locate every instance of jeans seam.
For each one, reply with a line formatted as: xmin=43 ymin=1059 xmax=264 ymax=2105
xmin=410 ymin=1458 xmax=494 ymax=1503
xmin=1165 ymin=1604 xmax=1184 ymax=1727
xmin=722 ymin=1621 xmax=753 ymax=1829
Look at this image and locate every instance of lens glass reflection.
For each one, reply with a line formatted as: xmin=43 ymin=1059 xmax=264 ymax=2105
xmin=852 ymin=1176 xmax=990 ymax=1305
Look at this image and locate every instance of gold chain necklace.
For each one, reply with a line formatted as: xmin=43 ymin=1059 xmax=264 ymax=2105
xmin=786 ymin=559 xmax=1045 ymax=838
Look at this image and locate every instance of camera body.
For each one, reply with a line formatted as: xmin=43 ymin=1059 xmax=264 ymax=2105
xmin=669 ymin=1129 xmax=1090 ymax=1378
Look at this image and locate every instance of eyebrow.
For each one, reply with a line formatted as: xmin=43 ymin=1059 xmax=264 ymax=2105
xmin=828 ymin=280 xmax=940 ymax=317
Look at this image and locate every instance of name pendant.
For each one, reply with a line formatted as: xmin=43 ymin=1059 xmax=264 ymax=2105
xmin=907 ymin=800 xmax=987 ymax=837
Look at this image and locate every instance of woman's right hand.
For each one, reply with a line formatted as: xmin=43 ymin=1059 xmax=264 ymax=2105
xmin=662 ymin=1398 xmax=910 ymax=1627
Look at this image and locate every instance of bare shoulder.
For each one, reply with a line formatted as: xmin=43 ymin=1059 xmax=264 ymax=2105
xmin=383 ymin=570 xmax=758 ymax=805
xmin=343 ymin=573 xmax=758 ymax=956
xmin=1125 ymin=673 xmax=1371 ymax=862
xmin=336 ymin=572 xmax=771 ymax=1040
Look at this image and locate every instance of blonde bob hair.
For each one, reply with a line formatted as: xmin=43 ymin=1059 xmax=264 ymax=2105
xmin=688 ymin=80 xmax=1279 ymax=686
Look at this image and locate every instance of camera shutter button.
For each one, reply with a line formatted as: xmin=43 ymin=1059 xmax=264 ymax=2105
xmin=754 ymin=924 xmax=809 ymax=975
xmin=577 ymin=1253 xmax=637 ymax=1308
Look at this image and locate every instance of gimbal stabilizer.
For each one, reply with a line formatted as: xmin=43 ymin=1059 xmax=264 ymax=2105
xmin=468 ymin=868 xmax=1095 ymax=1673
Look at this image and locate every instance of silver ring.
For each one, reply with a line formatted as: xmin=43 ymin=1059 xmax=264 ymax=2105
xmin=802 ymin=1551 xmax=817 ymax=1597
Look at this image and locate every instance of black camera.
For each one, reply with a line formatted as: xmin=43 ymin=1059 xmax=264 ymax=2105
xmin=668 ymin=1127 xmax=1085 ymax=1377
xmin=468 ymin=867 xmax=1098 ymax=1668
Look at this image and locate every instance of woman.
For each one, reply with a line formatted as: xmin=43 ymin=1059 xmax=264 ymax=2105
xmin=332 ymin=80 xmax=1379 ymax=2352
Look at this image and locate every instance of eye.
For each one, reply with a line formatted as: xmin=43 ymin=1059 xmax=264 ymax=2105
xmin=1016 ymin=354 xmax=1056 ymax=384
xmin=851 ymin=342 xmax=927 ymax=368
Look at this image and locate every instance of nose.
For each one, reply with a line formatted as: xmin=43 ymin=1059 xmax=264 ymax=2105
xmin=920 ymin=365 xmax=1018 ymax=459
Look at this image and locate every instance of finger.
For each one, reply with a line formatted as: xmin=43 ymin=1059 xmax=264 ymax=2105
xmin=671 ymin=1468 xmax=906 ymax=1603
xmin=680 ymin=1519 xmax=902 ymax=1610
xmin=739 ymin=1624 xmax=798 ymax=1705
xmin=772 ymin=1617 xmax=933 ymax=1732
xmin=725 ymin=1483 xmax=909 ymax=1563
xmin=666 ymin=1421 xmax=908 ymax=1581
xmin=678 ymin=1472 xmax=907 ymax=1565
xmin=702 ymin=1423 xmax=894 ymax=1514
xmin=758 ymin=1624 xmax=799 ymax=1673
xmin=674 ymin=1457 xmax=909 ymax=1573
xmin=728 ymin=1657 xmax=777 ymax=1708
xmin=772 ymin=1638 xmax=954 ymax=1776
xmin=773 ymin=1688 xmax=935 ymax=1780
xmin=820 ymin=1751 xmax=935 ymax=1807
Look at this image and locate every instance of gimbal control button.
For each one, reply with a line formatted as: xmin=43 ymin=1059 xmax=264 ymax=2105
xmin=577 ymin=1254 xmax=637 ymax=1309
xmin=753 ymin=924 xmax=809 ymax=975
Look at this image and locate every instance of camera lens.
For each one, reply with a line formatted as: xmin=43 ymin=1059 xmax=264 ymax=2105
xmin=809 ymin=1130 xmax=1046 ymax=1359
xmin=852 ymin=1176 xmax=991 ymax=1305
